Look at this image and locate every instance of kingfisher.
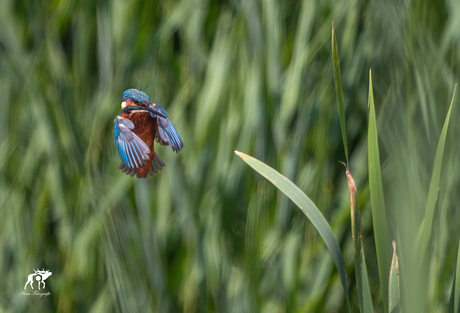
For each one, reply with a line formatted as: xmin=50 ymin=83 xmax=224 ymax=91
xmin=113 ymin=89 xmax=183 ymax=178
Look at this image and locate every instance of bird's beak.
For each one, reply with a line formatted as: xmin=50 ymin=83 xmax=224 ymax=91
xmin=122 ymin=105 xmax=167 ymax=119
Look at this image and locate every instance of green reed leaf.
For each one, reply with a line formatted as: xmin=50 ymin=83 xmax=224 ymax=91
xmin=235 ymin=150 xmax=351 ymax=311
xmin=419 ymin=84 xmax=457 ymax=259
xmin=332 ymin=22 xmax=349 ymax=167
xmin=368 ymin=69 xmax=392 ymax=313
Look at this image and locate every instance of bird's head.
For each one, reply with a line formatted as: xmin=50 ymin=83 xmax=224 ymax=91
xmin=120 ymin=89 xmax=167 ymax=118
xmin=121 ymin=89 xmax=151 ymax=108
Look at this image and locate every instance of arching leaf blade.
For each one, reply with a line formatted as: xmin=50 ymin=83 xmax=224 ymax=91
xmin=235 ymin=150 xmax=351 ymax=311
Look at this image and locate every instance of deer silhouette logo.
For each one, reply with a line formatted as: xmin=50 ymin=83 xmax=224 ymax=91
xmin=24 ymin=269 xmax=52 ymax=290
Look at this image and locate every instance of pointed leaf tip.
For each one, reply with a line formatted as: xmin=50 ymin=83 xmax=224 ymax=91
xmin=367 ymin=68 xmax=391 ymax=312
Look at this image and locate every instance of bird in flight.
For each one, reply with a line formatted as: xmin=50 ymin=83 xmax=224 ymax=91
xmin=113 ymin=89 xmax=183 ymax=178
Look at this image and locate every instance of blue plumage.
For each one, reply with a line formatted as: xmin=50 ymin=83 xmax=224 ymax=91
xmin=114 ymin=89 xmax=183 ymax=178
xmin=113 ymin=116 xmax=151 ymax=169
xmin=122 ymin=89 xmax=151 ymax=104
xmin=152 ymin=103 xmax=184 ymax=153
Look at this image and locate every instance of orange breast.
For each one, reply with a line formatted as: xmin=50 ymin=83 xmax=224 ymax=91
xmin=122 ymin=112 xmax=157 ymax=178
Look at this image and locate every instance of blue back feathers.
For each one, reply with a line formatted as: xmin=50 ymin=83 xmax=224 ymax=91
xmin=122 ymin=89 xmax=151 ymax=104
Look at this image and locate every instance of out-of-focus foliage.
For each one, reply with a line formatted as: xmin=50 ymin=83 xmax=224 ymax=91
xmin=0 ymin=0 xmax=459 ymax=312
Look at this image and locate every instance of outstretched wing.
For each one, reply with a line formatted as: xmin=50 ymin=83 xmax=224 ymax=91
xmin=113 ymin=115 xmax=151 ymax=168
xmin=150 ymin=104 xmax=184 ymax=153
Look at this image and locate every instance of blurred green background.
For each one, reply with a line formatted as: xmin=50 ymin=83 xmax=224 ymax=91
xmin=1 ymin=0 xmax=460 ymax=312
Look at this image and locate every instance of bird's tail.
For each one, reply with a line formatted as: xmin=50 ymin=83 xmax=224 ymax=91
xmin=148 ymin=153 xmax=165 ymax=176
xmin=134 ymin=153 xmax=165 ymax=178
